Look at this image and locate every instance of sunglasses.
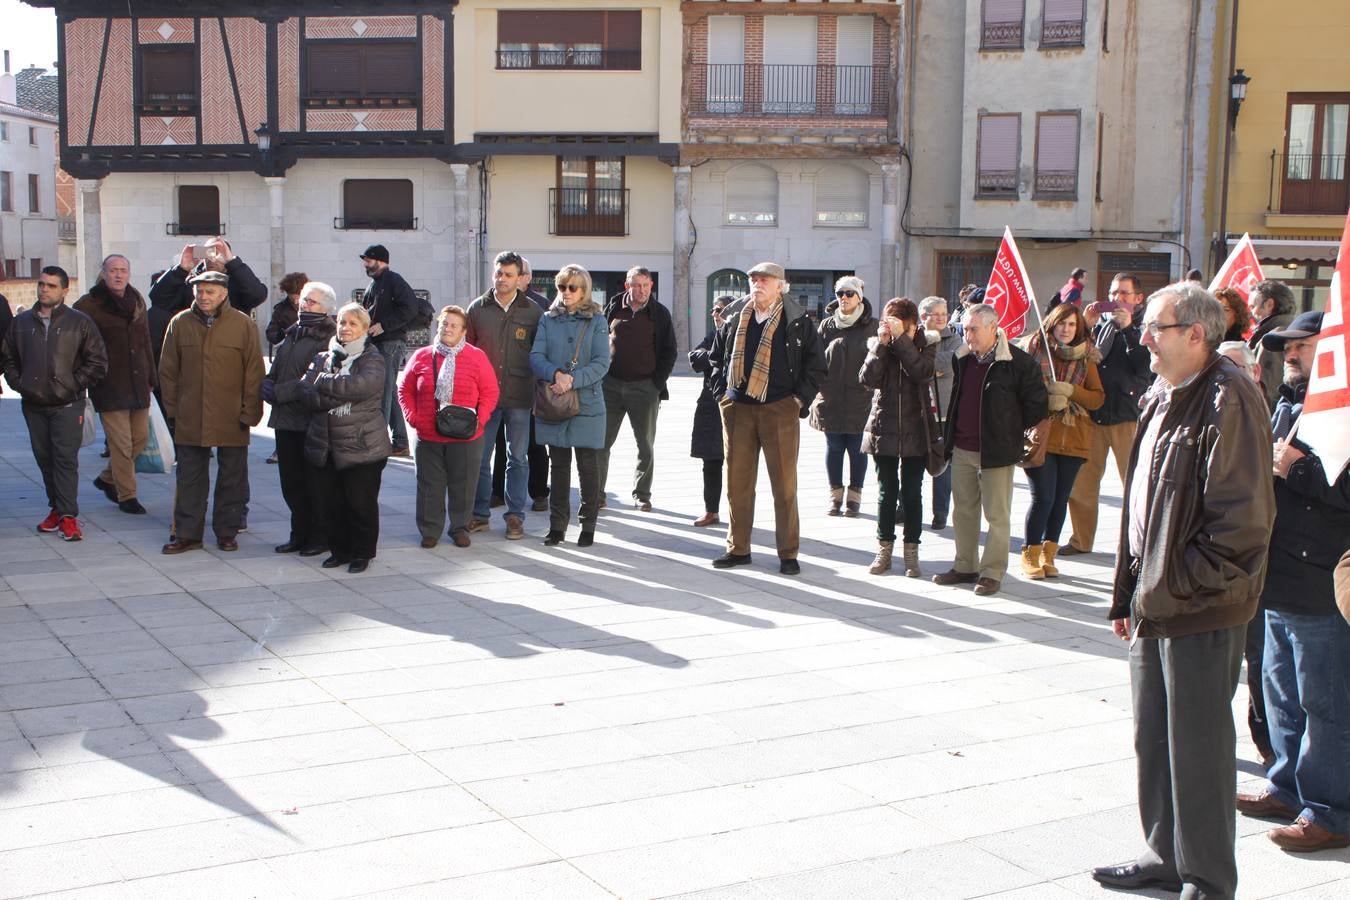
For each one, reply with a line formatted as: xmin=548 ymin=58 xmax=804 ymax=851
xmin=559 ymin=284 xmax=584 ymax=293
xmin=835 ymin=290 xmax=858 ymax=298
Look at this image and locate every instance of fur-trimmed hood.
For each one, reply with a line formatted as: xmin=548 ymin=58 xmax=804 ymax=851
xmin=547 ymin=297 xmax=602 ymax=318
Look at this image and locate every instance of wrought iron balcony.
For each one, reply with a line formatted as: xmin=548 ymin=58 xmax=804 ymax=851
xmin=1040 ymin=17 xmax=1085 ymax=48
xmin=690 ymin=64 xmax=890 ymax=119
xmin=496 ymin=49 xmax=640 ymax=71
xmin=165 ymin=222 xmax=227 ymax=236
xmin=981 ymin=22 xmax=1024 ymax=51
xmin=976 ymin=170 xmax=1018 ymax=199
xmin=549 ymin=187 xmax=629 ymax=237
xmin=1269 ymin=151 xmax=1350 ymax=216
xmin=1034 ymin=169 xmax=1078 ymax=199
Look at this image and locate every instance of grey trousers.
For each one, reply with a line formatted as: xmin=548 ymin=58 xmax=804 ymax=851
xmin=23 ymin=401 xmax=84 ymax=517
xmin=174 ymin=444 xmax=248 ymax=542
xmin=415 ymin=436 xmax=484 ymax=540
xmin=1130 ymin=623 xmax=1245 ymax=900
xmin=599 ymin=376 xmax=661 ymax=502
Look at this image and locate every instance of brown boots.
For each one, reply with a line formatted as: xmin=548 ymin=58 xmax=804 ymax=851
xmin=869 ymin=540 xmax=893 ymax=574
xmin=1021 ymin=544 xmax=1046 ymax=580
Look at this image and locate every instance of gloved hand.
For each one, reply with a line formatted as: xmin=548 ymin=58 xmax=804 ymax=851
xmin=1048 ymin=393 xmax=1069 ymax=412
xmin=261 ymin=379 xmax=277 ymax=404
xmin=1047 ymin=381 xmax=1075 ymax=397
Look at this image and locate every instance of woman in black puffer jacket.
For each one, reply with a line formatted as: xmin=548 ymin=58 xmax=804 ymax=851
xmin=263 ymin=281 xmax=338 ymax=557
xmin=860 ymin=297 xmax=938 ymax=578
xmin=290 ymin=302 xmax=391 ymax=574
xmin=808 ymin=276 xmax=875 ymax=517
xmin=688 ymin=295 xmax=732 ymax=527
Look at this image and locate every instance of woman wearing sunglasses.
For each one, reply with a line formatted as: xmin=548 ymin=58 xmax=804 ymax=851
xmin=808 ymin=275 xmax=874 ymax=517
xmin=531 ymin=265 xmax=612 ymax=547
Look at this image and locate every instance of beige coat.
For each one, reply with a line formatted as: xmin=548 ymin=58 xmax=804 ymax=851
xmin=159 ymin=302 xmax=264 ymax=447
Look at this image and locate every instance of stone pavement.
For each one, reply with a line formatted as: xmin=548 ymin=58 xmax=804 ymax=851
xmin=0 ymin=375 xmax=1345 ymax=899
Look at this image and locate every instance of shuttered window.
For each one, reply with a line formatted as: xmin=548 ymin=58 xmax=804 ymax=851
xmin=976 ymin=114 xmax=1020 ymax=198
xmin=725 ymin=164 xmax=778 ymax=226
xmin=0 ymin=171 xmax=11 ymax=212
xmin=341 ymin=179 xmax=415 ymax=230
xmin=1035 ymin=112 xmax=1080 ymax=198
xmin=28 ymin=174 xmax=40 ymax=214
xmin=306 ymin=41 xmax=419 ymax=107
xmin=981 ymin=0 xmax=1025 ymax=49
xmin=176 ymin=186 xmax=220 ymax=236
xmin=815 ymin=165 xmax=869 ymax=227
xmin=139 ymin=45 xmax=197 ymax=114
xmin=497 ymin=11 xmax=640 ymax=69
xmin=1041 ymin=0 xmax=1085 ymax=47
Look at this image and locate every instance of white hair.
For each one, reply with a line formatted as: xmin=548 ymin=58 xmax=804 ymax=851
xmin=1217 ymin=340 xmax=1256 ymax=367
xmin=963 ymin=303 xmax=999 ymax=328
xmin=301 ymin=281 xmax=338 ymax=313
xmin=919 ymin=296 xmax=949 ymax=316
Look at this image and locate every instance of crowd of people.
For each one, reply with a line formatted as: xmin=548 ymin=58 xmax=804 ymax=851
xmin=3 ymin=247 xmax=1349 ymax=893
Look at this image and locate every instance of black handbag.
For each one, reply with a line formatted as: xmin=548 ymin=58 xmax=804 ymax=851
xmin=435 ymin=404 xmax=478 ymax=440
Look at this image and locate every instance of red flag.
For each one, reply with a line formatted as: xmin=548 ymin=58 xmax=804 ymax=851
xmin=1297 ymin=211 xmax=1350 ymax=485
xmin=985 ymin=227 xmax=1036 ymax=339
xmin=1208 ymin=232 xmax=1264 ymax=303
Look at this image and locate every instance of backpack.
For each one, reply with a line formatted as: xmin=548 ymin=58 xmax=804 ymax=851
xmin=409 ymin=291 xmax=434 ymax=330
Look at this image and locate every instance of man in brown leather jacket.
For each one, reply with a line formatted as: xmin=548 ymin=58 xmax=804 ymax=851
xmin=1092 ymin=283 xmax=1275 ymax=899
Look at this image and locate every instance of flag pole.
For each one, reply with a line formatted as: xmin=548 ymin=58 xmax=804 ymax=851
xmin=1003 ymin=227 xmax=1057 ymax=381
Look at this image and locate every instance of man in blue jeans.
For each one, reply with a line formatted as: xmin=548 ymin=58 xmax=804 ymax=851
xmin=1235 ymin=310 xmax=1350 ymax=853
xmin=359 ymin=244 xmax=415 ymax=457
xmin=465 ymin=251 xmax=542 ymax=540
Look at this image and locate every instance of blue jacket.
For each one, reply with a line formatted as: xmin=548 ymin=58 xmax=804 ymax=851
xmin=530 ymin=298 xmax=611 ymax=449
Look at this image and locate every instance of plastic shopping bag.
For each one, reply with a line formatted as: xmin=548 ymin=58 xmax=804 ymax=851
xmin=80 ymin=397 xmax=97 ymax=448
xmin=134 ymin=397 xmax=175 ymax=474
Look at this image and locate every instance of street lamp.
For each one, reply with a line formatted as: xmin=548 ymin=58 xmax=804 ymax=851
xmin=1229 ymin=69 xmax=1251 ymax=125
xmin=254 ymin=122 xmax=272 ymax=153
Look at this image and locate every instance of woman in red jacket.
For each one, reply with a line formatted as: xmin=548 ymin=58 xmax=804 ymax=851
xmin=398 ymin=305 xmax=500 ymax=548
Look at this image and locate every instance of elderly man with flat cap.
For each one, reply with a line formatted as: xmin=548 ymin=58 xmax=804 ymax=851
xmin=159 ymin=270 xmax=265 ymax=554
xmin=707 ymin=261 xmax=825 ymax=575
xmin=1235 ymin=309 xmax=1350 ymax=854
xmin=360 ymin=244 xmax=417 ymax=457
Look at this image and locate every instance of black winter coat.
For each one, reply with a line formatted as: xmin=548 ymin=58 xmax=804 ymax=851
xmin=860 ymin=329 xmax=937 ymax=458
xmin=1263 ymin=383 xmax=1350 ymax=616
xmin=362 ymin=269 xmax=418 ymax=346
xmin=942 ymin=331 xmax=1049 ymax=469
xmin=603 ymin=291 xmax=678 ymax=399
xmin=809 ymin=299 xmax=875 ymax=434
xmin=1 ymin=304 xmax=108 ymax=406
xmin=265 ymin=299 xmax=299 ymax=346
xmin=267 ymin=315 xmax=337 ymax=432
xmin=709 ymin=305 xmax=826 ymax=418
xmin=1090 ymin=305 xmax=1152 ymax=426
xmin=688 ymin=330 xmax=726 ymax=460
xmin=298 ymin=345 xmax=392 ymax=470
xmin=149 ymin=258 xmax=268 ymax=363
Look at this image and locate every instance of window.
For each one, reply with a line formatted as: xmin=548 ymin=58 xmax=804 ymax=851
xmin=976 ymin=114 xmax=1020 ymax=198
xmin=28 ymin=174 xmax=39 ymax=213
xmin=835 ymin=16 xmax=875 ymax=116
xmin=1034 ymin=111 xmax=1080 ymax=199
xmin=725 ymin=164 xmax=778 ymax=226
xmin=0 ymin=171 xmax=11 ymax=212
xmin=497 ymin=11 xmax=640 ymax=70
xmin=173 ymin=186 xmax=221 ymax=235
xmin=553 ymin=156 xmax=627 ymax=236
xmin=981 ymin=0 xmax=1025 ymax=50
xmin=29 ymin=126 xmax=37 ymax=146
xmin=704 ymin=16 xmax=745 ymax=113
xmin=1281 ymin=93 xmax=1350 ymax=215
xmin=139 ymin=45 xmax=197 ymax=114
xmin=29 ymin=258 xmax=42 ymax=279
xmin=0 ymin=122 xmax=8 ymax=142
xmin=815 ymin=165 xmax=869 ymax=227
xmin=937 ymin=252 xmax=996 ymax=304
xmin=4 ymin=260 xmax=16 ymax=278
xmin=1040 ymin=0 xmax=1085 ymax=48
xmin=340 ymin=179 xmax=416 ymax=230
xmin=306 ymin=42 xmax=419 ymax=108
xmin=763 ymin=16 xmax=818 ymax=114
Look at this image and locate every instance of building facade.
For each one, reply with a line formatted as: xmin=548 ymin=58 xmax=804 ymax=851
xmin=1207 ymin=0 xmax=1349 ymax=314
xmin=901 ymin=0 xmax=1220 ymax=308
xmin=0 ymin=51 xmax=60 ymax=285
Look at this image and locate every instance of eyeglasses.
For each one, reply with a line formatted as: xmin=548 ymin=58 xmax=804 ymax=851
xmin=559 ymin=284 xmax=584 ymax=293
xmin=835 ymin=290 xmax=858 ymax=298
xmin=1144 ymin=321 xmax=1192 ymax=337
xmin=1109 ymin=289 xmax=1140 ymax=297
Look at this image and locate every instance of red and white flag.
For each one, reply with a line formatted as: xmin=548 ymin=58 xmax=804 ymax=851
xmin=1208 ymin=232 xmax=1264 ymax=303
xmin=1297 ymin=211 xmax=1350 ymax=486
xmin=985 ymin=226 xmax=1036 ymax=339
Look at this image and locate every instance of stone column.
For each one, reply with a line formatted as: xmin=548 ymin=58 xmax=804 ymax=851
xmin=880 ymin=162 xmax=901 ymax=301
xmin=672 ymin=165 xmax=692 ymax=355
xmin=450 ymin=163 xmax=472 ymax=303
xmin=76 ymin=178 xmax=103 ymax=290
xmin=264 ymin=175 xmax=286 ymax=307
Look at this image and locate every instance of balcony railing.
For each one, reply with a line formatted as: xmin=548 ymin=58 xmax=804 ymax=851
xmin=1269 ymin=151 xmax=1350 ymax=216
xmin=549 ymin=187 xmax=629 ymax=237
xmin=496 ymin=49 xmax=640 ymax=71
xmin=691 ymin=64 xmax=890 ymax=118
xmin=1034 ymin=169 xmax=1078 ymax=199
xmin=976 ymin=170 xmax=1018 ymax=199
xmin=166 ymin=222 xmax=226 ymax=236
xmin=981 ymin=21 xmax=1024 ymax=50
xmin=1040 ymin=18 xmax=1085 ymax=48
xmin=333 ymin=216 xmax=418 ymax=231
xmin=57 ymin=218 xmax=76 ymax=243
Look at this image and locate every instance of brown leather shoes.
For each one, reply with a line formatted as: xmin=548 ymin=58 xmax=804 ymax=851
xmin=217 ymin=537 xmax=239 ymax=552
xmin=1236 ymin=790 xmax=1298 ymax=821
xmin=161 ymin=539 xmax=203 ymax=555
xmin=1268 ymin=817 xmax=1350 ymax=852
xmin=974 ymin=577 xmax=1001 ymax=596
xmin=1058 ymin=544 xmax=1090 ymax=556
xmin=420 ymin=537 xmax=438 ymax=549
xmin=453 ymin=532 xmax=471 ymax=548
xmin=467 ymin=518 xmax=490 ymax=533
xmin=505 ymin=515 xmax=525 ymax=540
xmin=932 ymin=569 xmax=978 ymax=586
xmin=636 ymin=499 xmax=652 ymax=512
xmin=693 ymin=512 xmax=720 ymax=527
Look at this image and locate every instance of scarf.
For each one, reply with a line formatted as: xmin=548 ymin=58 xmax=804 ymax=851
xmin=434 ymin=337 xmax=467 ymax=406
xmin=833 ymin=304 xmax=864 ymax=330
xmin=327 ymin=334 xmax=368 ymax=417
xmin=1027 ymin=332 xmax=1097 ymax=426
xmin=728 ymin=301 xmax=783 ymax=402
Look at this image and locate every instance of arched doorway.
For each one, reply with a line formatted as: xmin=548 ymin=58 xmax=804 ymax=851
xmin=705 ymin=268 xmax=748 ymax=336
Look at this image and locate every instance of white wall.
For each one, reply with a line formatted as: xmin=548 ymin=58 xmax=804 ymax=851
xmin=0 ymin=112 xmax=59 ymax=277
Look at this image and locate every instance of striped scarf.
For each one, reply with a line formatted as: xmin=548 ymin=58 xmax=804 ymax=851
xmin=729 ymin=301 xmax=783 ymax=402
xmin=434 ymin=337 xmax=466 ymax=407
